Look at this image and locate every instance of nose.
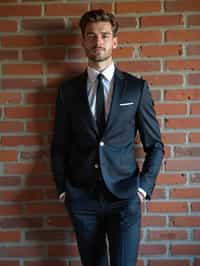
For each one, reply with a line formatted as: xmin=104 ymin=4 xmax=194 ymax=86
xmin=96 ymin=35 xmax=103 ymax=47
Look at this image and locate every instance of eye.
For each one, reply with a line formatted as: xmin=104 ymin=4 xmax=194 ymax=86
xmin=102 ymin=33 xmax=110 ymax=39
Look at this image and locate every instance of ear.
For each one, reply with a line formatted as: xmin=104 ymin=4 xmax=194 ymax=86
xmin=112 ymin=36 xmax=118 ymax=49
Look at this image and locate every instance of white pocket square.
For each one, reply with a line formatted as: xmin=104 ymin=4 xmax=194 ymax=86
xmin=120 ymin=102 xmax=134 ymax=106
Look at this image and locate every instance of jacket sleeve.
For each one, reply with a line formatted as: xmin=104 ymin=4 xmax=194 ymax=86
xmin=136 ymin=80 xmax=164 ymax=199
xmin=51 ymin=85 xmax=71 ymax=196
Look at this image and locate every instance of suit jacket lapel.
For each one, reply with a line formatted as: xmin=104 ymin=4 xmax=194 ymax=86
xmin=104 ymin=68 xmax=124 ymax=135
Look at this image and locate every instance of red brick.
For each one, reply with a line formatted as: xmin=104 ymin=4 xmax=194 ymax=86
xmin=0 ymin=204 xmax=22 ymax=216
xmin=119 ymin=31 xmax=162 ymax=44
xmin=47 ymin=216 xmax=72 ymax=228
xmin=21 ymin=19 xmax=65 ymax=31
xmin=0 ymin=217 xmax=42 ymax=228
xmin=116 ymin=16 xmax=137 ymax=28
xmin=166 ymin=118 xmax=200 ymax=129
xmin=187 ymin=45 xmax=200 ymax=55
xmin=147 ymin=202 xmax=188 ymax=213
xmin=25 ymin=261 xmax=66 ymax=266
xmin=194 ymin=230 xmax=200 ymax=241
xmin=3 ymin=64 xmax=43 ymax=75
xmin=26 ymin=121 xmax=53 ymax=133
xmin=91 ymin=3 xmax=112 ymax=12
xmin=26 ymin=92 xmax=55 ymax=104
xmin=5 ymin=107 xmax=49 ymax=119
xmin=116 ymin=2 xmax=161 ymax=13
xmin=165 ymin=0 xmax=200 ymax=11
xmin=141 ymin=44 xmax=182 ymax=57
xmin=192 ymin=203 xmax=200 ymax=212
xmin=0 ymin=151 xmax=17 ymax=162
xmin=0 ymin=189 xmax=43 ymax=202
xmin=166 ymin=159 xmax=200 ymax=171
xmin=167 ymin=60 xmax=200 ymax=71
xmin=188 ymin=15 xmax=200 ymax=26
xmin=48 ymin=244 xmax=80 ymax=257
xmin=2 ymin=78 xmax=43 ymax=89
xmin=0 ymin=231 xmax=21 ymax=242
xmin=157 ymin=173 xmax=186 ymax=185
xmin=162 ymin=133 xmax=186 ymax=144
xmin=23 ymin=48 xmax=66 ymax=61
xmin=1 ymin=36 xmax=44 ymax=48
xmin=191 ymin=104 xmax=200 ymax=115
xmin=46 ymin=3 xmax=87 ymax=16
xmin=141 ymin=15 xmax=183 ymax=27
xmin=0 ymin=20 xmax=17 ymax=32
xmin=25 ymin=230 xmax=68 ymax=241
xmin=0 ymin=50 xmax=18 ymax=60
xmin=188 ymin=74 xmax=200 ymax=85
xmin=0 ymin=92 xmax=21 ymax=104
xmin=166 ymin=30 xmax=200 ymax=42
xmin=2 ymin=136 xmax=44 ymax=146
xmin=170 ymin=216 xmax=200 ymax=227
xmin=165 ymin=89 xmax=200 ymax=101
xmin=171 ymin=244 xmax=200 ymax=255
xmin=67 ymin=48 xmax=86 ymax=59
xmin=0 ymin=246 xmax=45 ymax=257
xmin=142 ymin=216 xmax=166 ymax=227
xmin=151 ymin=188 xmax=166 ymax=199
xmin=5 ymin=162 xmax=48 ymax=175
xmin=155 ymin=103 xmax=187 ymax=115
xmin=0 ymin=176 xmax=21 ymax=186
xmin=0 ymin=262 xmax=19 ymax=266
xmin=25 ymin=203 xmax=65 ymax=215
xmin=190 ymin=133 xmax=200 ymax=143
xmin=47 ymin=62 xmax=86 ymax=75
xmin=144 ymin=74 xmax=183 ymax=86
xmin=0 ymin=5 xmax=41 ymax=16
xmin=0 ymin=122 xmax=24 ymax=132
xmin=26 ymin=175 xmax=54 ymax=186
xmin=149 ymin=260 xmax=189 ymax=266
xmin=118 ymin=61 xmax=160 ymax=72
xmin=148 ymin=230 xmax=187 ymax=240
xmin=139 ymin=244 xmax=166 ymax=256
xmin=175 ymin=147 xmax=200 ymax=157
xmin=113 ymin=47 xmax=134 ymax=58
xmin=47 ymin=33 xmax=81 ymax=45
xmin=171 ymin=188 xmax=200 ymax=199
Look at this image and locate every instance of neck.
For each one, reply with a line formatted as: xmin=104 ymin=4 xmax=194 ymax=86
xmin=88 ymin=58 xmax=113 ymax=71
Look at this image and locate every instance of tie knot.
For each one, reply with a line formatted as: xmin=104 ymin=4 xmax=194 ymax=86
xmin=97 ymin=73 xmax=104 ymax=82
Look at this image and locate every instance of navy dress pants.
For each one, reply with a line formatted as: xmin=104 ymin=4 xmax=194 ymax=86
xmin=65 ymin=180 xmax=141 ymax=266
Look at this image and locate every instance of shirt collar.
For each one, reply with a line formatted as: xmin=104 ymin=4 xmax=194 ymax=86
xmin=87 ymin=62 xmax=115 ymax=83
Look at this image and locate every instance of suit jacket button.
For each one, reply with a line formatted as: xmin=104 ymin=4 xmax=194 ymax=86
xmin=94 ymin=163 xmax=99 ymax=169
xmin=100 ymin=141 xmax=104 ymax=146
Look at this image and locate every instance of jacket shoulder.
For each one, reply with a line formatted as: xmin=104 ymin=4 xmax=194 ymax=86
xmin=122 ymin=71 xmax=146 ymax=87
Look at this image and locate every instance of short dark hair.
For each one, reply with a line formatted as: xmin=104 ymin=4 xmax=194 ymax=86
xmin=79 ymin=9 xmax=119 ymax=37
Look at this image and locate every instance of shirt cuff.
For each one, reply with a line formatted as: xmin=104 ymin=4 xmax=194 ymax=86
xmin=137 ymin=187 xmax=147 ymax=199
xmin=59 ymin=192 xmax=66 ymax=201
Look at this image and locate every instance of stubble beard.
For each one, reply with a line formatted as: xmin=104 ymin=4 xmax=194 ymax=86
xmin=85 ymin=47 xmax=112 ymax=63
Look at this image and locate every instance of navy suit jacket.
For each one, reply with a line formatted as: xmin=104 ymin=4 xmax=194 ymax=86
xmin=51 ymin=68 xmax=164 ymax=199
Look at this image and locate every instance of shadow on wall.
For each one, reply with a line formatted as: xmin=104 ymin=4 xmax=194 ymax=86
xmin=1 ymin=18 xmax=86 ymax=266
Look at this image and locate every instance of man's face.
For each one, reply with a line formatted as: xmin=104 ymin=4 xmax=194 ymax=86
xmin=82 ymin=21 xmax=118 ymax=63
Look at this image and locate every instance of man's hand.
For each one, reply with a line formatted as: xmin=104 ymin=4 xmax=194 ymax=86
xmin=59 ymin=192 xmax=66 ymax=202
xmin=137 ymin=191 xmax=145 ymax=203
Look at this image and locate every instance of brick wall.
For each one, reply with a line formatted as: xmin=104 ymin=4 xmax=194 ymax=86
xmin=0 ymin=1 xmax=200 ymax=266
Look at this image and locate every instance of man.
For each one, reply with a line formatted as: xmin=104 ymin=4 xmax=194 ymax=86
xmin=51 ymin=9 xmax=164 ymax=266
